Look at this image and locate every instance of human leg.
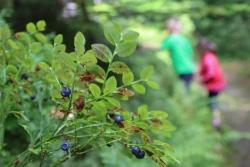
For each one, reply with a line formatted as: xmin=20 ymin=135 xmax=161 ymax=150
xmin=179 ymin=74 xmax=193 ymax=94
xmin=208 ymin=91 xmax=221 ymax=128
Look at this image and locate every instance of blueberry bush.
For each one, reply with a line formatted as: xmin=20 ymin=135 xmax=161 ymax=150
xmin=0 ymin=19 xmax=175 ymax=166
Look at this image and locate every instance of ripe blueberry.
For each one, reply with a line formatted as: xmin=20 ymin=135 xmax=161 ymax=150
xmin=21 ymin=74 xmax=28 ymax=80
xmin=60 ymin=87 xmax=71 ymax=97
xmin=131 ymin=146 xmax=140 ymax=155
xmin=135 ymin=150 xmax=145 ymax=159
xmin=60 ymin=141 xmax=70 ymax=151
xmin=114 ymin=115 xmax=123 ymax=124
xmin=30 ymin=95 xmax=36 ymax=101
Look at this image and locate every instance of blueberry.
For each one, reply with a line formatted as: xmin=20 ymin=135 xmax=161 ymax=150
xmin=135 ymin=150 xmax=145 ymax=159
xmin=60 ymin=141 xmax=70 ymax=151
xmin=131 ymin=146 xmax=140 ymax=155
xmin=60 ymin=87 xmax=71 ymax=97
xmin=21 ymin=74 xmax=28 ymax=80
xmin=30 ymin=95 xmax=36 ymax=101
xmin=114 ymin=115 xmax=123 ymax=124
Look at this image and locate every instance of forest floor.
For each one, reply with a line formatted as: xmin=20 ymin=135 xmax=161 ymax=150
xmin=222 ymin=60 xmax=250 ymax=167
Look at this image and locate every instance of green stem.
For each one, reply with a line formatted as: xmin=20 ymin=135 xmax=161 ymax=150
xmin=0 ymin=115 xmax=5 ymax=151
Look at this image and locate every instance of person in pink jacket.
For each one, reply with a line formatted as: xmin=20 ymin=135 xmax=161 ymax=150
xmin=197 ymin=38 xmax=226 ymax=128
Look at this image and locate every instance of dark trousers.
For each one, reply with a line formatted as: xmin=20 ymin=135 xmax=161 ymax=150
xmin=179 ymin=74 xmax=193 ymax=94
xmin=208 ymin=91 xmax=220 ymax=110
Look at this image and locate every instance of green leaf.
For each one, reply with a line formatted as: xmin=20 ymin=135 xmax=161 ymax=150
xmin=36 ymin=20 xmax=46 ymax=31
xmin=132 ymin=84 xmax=146 ymax=94
xmin=105 ymin=97 xmax=120 ymax=107
xmin=122 ymin=30 xmax=139 ymax=41
xmin=35 ymin=33 xmax=48 ymax=43
xmin=54 ymin=34 xmax=63 ymax=45
xmin=138 ymin=104 xmax=148 ymax=119
xmin=7 ymin=39 xmax=19 ymax=49
xmin=104 ymin=23 xmax=121 ymax=45
xmin=6 ymin=65 xmax=18 ymax=75
xmin=140 ymin=66 xmax=154 ymax=80
xmin=92 ymin=44 xmax=112 ymax=63
xmin=28 ymin=148 xmax=40 ymax=155
xmin=19 ymin=124 xmax=32 ymax=140
xmin=147 ymin=81 xmax=159 ymax=89
xmin=89 ymin=84 xmax=101 ymax=98
xmin=122 ymin=71 xmax=134 ymax=85
xmin=30 ymin=42 xmax=42 ymax=53
xmin=150 ymin=110 xmax=168 ymax=119
xmin=110 ymin=61 xmax=130 ymax=74
xmin=86 ymin=64 xmax=105 ymax=79
xmin=92 ymin=100 xmax=107 ymax=114
xmin=116 ymin=41 xmax=137 ymax=57
xmin=26 ymin=22 xmax=37 ymax=34
xmin=104 ymin=76 xmax=117 ymax=94
xmin=74 ymin=32 xmax=85 ymax=55
xmin=81 ymin=50 xmax=97 ymax=66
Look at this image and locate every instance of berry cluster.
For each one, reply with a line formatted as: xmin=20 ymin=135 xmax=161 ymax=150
xmin=131 ymin=146 xmax=145 ymax=159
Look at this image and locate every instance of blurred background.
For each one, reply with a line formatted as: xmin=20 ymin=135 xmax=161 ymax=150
xmin=1 ymin=0 xmax=250 ymax=167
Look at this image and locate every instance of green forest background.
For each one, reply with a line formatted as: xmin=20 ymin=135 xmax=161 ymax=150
xmin=0 ymin=0 xmax=250 ymax=167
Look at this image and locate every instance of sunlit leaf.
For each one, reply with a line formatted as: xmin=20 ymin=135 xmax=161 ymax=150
xmin=92 ymin=44 xmax=112 ymax=62
xmin=89 ymin=83 xmax=101 ymax=98
xmin=132 ymin=84 xmax=146 ymax=94
xmin=104 ymin=76 xmax=117 ymax=94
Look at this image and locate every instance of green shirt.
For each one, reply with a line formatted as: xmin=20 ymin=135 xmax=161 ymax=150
xmin=161 ymin=34 xmax=196 ymax=74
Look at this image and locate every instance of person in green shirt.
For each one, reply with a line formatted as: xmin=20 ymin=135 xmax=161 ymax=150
xmin=161 ymin=18 xmax=196 ymax=93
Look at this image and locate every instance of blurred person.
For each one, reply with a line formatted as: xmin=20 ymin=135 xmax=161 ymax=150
xmin=161 ymin=18 xmax=196 ymax=94
xmin=197 ymin=38 xmax=226 ymax=128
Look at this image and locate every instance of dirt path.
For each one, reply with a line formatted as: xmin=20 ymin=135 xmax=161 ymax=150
xmin=222 ymin=60 xmax=250 ymax=167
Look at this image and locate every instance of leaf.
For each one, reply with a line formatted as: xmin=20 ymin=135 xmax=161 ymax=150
xmin=74 ymin=32 xmax=86 ymax=55
xmin=150 ymin=110 xmax=168 ymax=119
xmin=6 ymin=65 xmax=18 ymax=75
xmin=19 ymin=124 xmax=32 ymax=140
xmin=105 ymin=97 xmax=120 ymax=107
xmin=104 ymin=23 xmax=121 ymax=45
xmin=132 ymin=84 xmax=146 ymax=94
xmin=147 ymin=81 xmax=159 ymax=89
xmin=104 ymin=76 xmax=117 ymax=94
xmin=122 ymin=30 xmax=139 ymax=41
xmin=36 ymin=20 xmax=46 ymax=31
xmin=28 ymin=148 xmax=40 ymax=155
xmin=138 ymin=104 xmax=148 ymax=119
xmin=110 ymin=61 xmax=130 ymax=74
xmin=92 ymin=44 xmax=112 ymax=62
xmin=86 ymin=64 xmax=105 ymax=79
xmin=26 ymin=22 xmax=37 ymax=34
xmin=35 ymin=33 xmax=48 ymax=43
xmin=54 ymin=34 xmax=63 ymax=45
xmin=92 ymin=100 xmax=107 ymax=114
xmin=140 ymin=66 xmax=154 ymax=80
xmin=89 ymin=84 xmax=101 ymax=98
xmin=116 ymin=41 xmax=137 ymax=57
xmin=81 ymin=50 xmax=97 ymax=66
xmin=7 ymin=39 xmax=19 ymax=50
xmin=122 ymin=71 xmax=134 ymax=85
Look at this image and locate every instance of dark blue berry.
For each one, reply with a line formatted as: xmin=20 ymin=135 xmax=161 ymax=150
xmin=60 ymin=141 xmax=70 ymax=151
xmin=114 ymin=115 xmax=123 ymax=124
xmin=60 ymin=87 xmax=71 ymax=97
xmin=131 ymin=146 xmax=140 ymax=155
xmin=135 ymin=150 xmax=145 ymax=159
xmin=21 ymin=74 xmax=28 ymax=80
xmin=30 ymin=95 xmax=36 ymax=101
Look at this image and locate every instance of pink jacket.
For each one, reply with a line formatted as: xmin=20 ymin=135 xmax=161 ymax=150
xmin=199 ymin=51 xmax=226 ymax=92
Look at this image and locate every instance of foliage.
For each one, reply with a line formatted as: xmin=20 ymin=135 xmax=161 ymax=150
xmin=0 ymin=21 xmax=175 ymax=166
